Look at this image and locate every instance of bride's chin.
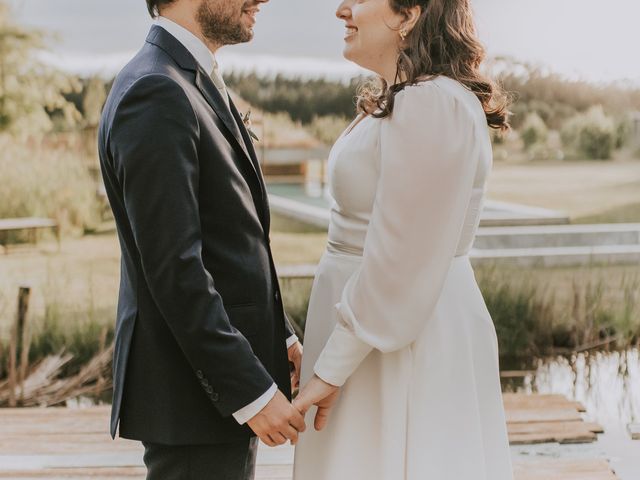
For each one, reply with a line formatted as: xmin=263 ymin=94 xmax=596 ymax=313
xmin=343 ymin=50 xmax=366 ymax=71
xmin=342 ymin=46 xmax=356 ymax=62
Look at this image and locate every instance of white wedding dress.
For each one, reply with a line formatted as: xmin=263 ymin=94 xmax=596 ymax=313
xmin=292 ymin=76 xmax=513 ymax=480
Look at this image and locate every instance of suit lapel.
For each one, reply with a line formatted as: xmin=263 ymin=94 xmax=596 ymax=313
xmin=194 ymin=70 xmax=253 ymax=162
xmin=228 ymin=99 xmax=271 ymax=234
xmin=195 ymin=71 xmax=270 ymax=231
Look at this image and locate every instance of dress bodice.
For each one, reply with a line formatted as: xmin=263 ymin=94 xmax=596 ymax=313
xmin=327 ymin=76 xmax=491 ymax=258
xmin=326 ymin=115 xmax=380 ymax=256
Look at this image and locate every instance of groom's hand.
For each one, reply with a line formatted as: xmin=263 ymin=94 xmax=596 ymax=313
xmin=293 ymin=375 xmax=340 ymax=431
xmin=247 ymin=390 xmax=306 ymax=447
xmin=288 ymin=341 xmax=303 ymax=393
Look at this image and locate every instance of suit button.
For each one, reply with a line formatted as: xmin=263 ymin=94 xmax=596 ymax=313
xmin=196 ymin=370 xmax=204 ymax=380
xmin=202 ymin=379 xmax=209 ymax=387
xmin=206 ymin=386 xmax=213 ymax=394
xmin=210 ymin=392 xmax=219 ymax=402
xmin=275 ymin=291 xmax=280 ymax=302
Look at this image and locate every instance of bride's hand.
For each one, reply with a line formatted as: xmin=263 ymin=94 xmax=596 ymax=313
xmin=293 ymin=375 xmax=340 ymax=431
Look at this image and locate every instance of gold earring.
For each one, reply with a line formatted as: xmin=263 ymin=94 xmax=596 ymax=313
xmin=399 ymin=29 xmax=408 ymax=41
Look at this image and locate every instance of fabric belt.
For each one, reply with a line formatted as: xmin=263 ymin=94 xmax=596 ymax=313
xmin=327 ymin=239 xmax=469 ymax=258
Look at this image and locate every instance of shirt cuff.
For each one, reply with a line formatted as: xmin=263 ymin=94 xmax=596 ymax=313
xmin=286 ymin=334 xmax=299 ymax=349
xmin=313 ymin=320 xmax=372 ymax=387
xmin=232 ymin=383 xmax=278 ymax=425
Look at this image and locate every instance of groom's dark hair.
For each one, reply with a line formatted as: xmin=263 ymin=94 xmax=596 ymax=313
xmin=146 ymin=0 xmax=177 ymax=18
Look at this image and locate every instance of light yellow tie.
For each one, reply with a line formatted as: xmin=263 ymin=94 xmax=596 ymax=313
xmin=210 ymin=59 xmax=230 ymax=109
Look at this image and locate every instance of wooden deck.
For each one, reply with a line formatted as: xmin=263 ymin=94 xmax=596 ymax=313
xmin=503 ymin=393 xmax=604 ymax=444
xmin=0 ymin=394 xmax=618 ymax=479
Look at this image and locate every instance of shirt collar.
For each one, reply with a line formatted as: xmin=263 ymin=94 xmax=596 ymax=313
xmin=156 ymin=16 xmax=216 ymax=76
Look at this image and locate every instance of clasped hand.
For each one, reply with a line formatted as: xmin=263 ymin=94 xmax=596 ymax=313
xmin=293 ymin=375 xmax=340 ymax=431
xmin=247 ymin=342 xmax=339 ymax=447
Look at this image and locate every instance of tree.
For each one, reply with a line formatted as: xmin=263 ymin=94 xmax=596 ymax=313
xmin=0 ymin=2 xmax=80 ymax=137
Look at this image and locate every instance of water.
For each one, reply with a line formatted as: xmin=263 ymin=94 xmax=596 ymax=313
xmin=503 ymin=349 xmax=640 ymax=479
xmin=503 ymin=349 xmax=640 ymax=428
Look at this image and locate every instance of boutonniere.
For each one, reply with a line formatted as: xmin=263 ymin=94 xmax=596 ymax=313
xmin=242 ymin=110 xmax=260 ymax=143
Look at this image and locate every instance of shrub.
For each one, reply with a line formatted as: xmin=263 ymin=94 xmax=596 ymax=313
xmin=520 ymin=112 xmax=549 ymax=150
xmin=561 ymin=106 xmax=617 ymax=160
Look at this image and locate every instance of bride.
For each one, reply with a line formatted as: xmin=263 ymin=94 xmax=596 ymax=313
xmin=291 ymin=0 xmax=513 ymax=479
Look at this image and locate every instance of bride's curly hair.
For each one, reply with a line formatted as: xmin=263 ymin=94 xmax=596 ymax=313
xmin=357 ymin=0 xmax=510 ymax=131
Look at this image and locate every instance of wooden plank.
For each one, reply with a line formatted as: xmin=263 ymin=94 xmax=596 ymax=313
xmin=503 ymin=393 xmax=586 ymax=412
xmin=628 ymin=423 xmax=640 ymax=440
xmin=513 ymin=459 xmax=617 ymax=480
xmin=509 ymin=430 xmax=597 ymax=445
xmin=584 ymin=422 xmax=605 ymax=434
xmin=0 ymin=434 xmax=140 ymax=455
xmin=0 ymin=466 xmax=292 ymax=480
xmin=256 ymin=465 xmax=295 ymax=480
xmin=508 ymin=421 xmax=603 ymax=435
xmin=0 ymin=468 xmax=146 ymax=479
xmin=506 ymin=408 xmax=584 ymax=424
xmin=508 ymin=420 xmax=599 ymax=444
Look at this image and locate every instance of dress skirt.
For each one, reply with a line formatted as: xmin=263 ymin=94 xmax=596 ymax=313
xmin=292 ymin=248 xmax=514 ymax=480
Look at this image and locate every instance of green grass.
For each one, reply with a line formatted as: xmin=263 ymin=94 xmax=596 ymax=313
xmin=478 ymin=265 xmax=640 ymax=358
xmin=573 ymin=202 xmax=640 ymax=224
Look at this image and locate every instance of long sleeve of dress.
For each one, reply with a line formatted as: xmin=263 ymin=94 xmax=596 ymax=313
xmin=314 ymin=82 xmax=482 ymax=387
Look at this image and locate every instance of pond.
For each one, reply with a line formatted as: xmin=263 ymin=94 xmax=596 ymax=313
xmin=503 ymin=348 xmax=640 ymax=479
xmin=502 ymin=349 xmax=640 ymax=428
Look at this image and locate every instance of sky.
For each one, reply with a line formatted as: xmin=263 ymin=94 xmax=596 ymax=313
xmin=6 ymin=0 xmax=640 ymax=83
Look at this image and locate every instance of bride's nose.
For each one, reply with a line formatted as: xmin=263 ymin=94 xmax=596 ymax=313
xmin=336 ymin=1 xmax=351 ymax=20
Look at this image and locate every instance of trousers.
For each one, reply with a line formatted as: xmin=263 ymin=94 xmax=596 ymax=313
xmin=142 ymin=437 xmax=259 ymax=480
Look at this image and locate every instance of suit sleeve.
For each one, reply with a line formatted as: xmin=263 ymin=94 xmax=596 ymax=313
xmin=109 ymin=74 xmax=274 ymax=417
xmin=314 ymin=83 xmax=481 ymax=387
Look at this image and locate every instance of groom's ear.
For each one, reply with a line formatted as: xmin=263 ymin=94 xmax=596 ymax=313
xmin=146 ymin=0 xmax=178 ymax=18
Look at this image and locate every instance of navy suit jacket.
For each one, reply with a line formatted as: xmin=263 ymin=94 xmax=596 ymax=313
xmin=98 ymin=25 xmax=294 ymax=444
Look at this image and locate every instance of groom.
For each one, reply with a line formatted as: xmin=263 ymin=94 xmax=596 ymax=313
xmin=98 ymin=0 xmax=306 ymax=477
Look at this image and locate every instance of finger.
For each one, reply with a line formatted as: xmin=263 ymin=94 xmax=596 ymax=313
xmin=292 ymin=397 xmax=309 ymax=416
xmin=315 ymin=405 xmax=333 ymax=431
xmin=291 ymin=372 xmax=300 ymax=390
xmin=269 ymin=432 xmax=288 ymax=446
xmin=294 ymin=363 xmax=301 ymax=387
xmin=289 ymin=407 xmax=307 ymax=432
xmin=293 ymin=352 xmax=302 ymax=371
xmin=282 ymin=424 xmax=299 ymax=445
xmin=260 ymin=433 xmax=276 ymax=447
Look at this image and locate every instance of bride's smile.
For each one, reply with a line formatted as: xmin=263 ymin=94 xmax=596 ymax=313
xmin=344 ymin=25 xmax=358 ymax=40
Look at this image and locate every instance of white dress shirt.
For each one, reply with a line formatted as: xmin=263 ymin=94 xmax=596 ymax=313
xmin=155 ymin=16 xmax=298 ymax=425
